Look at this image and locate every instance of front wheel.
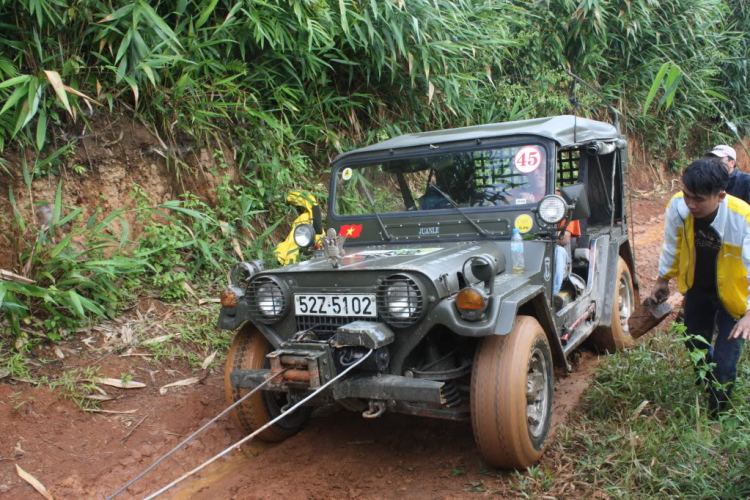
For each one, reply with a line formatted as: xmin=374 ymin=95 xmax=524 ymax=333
xmin=224 ymin=324 xmax=310 ymax=441
xmin=588 ymin=256 xmax=635 ymax=352
xmin=471 ymin=316 xmax=554 ymax=469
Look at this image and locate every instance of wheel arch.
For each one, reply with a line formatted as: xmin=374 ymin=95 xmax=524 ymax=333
xmin=618 ymin=240 xmax=639 ymax=296
xmin=517 ymin=295 xmax=568 ymax=370
xmin=494 ymin=286 xmax=566 ymax=370
xmin=599 ymin=239 xmax=640 ymax=328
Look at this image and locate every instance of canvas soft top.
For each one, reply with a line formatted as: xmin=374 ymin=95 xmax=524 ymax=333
xmin=334 ymin=115 xmax=619 ymax=163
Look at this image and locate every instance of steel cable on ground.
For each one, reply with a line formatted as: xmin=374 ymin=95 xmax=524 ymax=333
xmin=106 ymin=368 xmax=290 ymax=499
xmin=142 ymin=349 xmax=374 ymax=500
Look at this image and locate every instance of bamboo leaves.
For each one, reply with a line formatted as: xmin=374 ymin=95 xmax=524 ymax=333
xmin=0 ymin=0 xmax=746 ymax=160
xmin=43 ymin=70 xmax=71 ymax=115
xmin=35 ymin=109 xmax=46 ymax=150
xmin=643 ymin=62 xmax=683 ymax=116
xmin=0 ymin=70 xmax=96 ymax=149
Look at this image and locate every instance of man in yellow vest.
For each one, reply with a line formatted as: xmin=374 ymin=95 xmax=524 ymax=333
xmin=651 ymin=157 xmax=750 ymax=416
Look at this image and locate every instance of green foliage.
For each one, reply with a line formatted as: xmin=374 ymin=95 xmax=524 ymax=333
xmin=542 ymin=326 xmax=750 ymax=499
xmin=150 ymin=272 xmax=190 ymax=302
xmin=40 ymin=366 xmax=104 ymax=411
xmin=1 ymin=0 xmax=744 ymax=173
xmin=131 ymin=183 xmax=284 ymax=301
xmin=1 ymin=179 xmax=150 ymax=343
xmin=0 ymin=159 xmax=292 ymax=345
xmin=143 ymin=305 xmax=232 ymax=368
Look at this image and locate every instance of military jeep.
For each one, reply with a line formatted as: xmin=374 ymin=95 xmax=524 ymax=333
xmin=218 ymin=115 xmax=637 ymax=469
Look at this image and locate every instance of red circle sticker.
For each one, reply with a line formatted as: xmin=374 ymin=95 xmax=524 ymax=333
xmin=514 ymin=146 xmax=543 ymax=173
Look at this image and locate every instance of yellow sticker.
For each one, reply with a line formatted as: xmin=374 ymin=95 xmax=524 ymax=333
xmin=342 ymin=167 xmax=353 ymax=181
xmin=514 ymin=214 xmax=533 ymax=234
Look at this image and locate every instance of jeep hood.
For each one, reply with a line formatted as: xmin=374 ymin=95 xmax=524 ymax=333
xmin=271 ymin=241 xmax=505 ymax=281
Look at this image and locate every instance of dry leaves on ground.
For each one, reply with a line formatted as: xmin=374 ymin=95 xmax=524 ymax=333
xmin=16 ymin=465 xmax=53 ymax=500
xmin=140 ymin=335 xmax=174 ymax=345
xmin=201 ymin=351 xmax=217 ymax=370
xmin=88 ymin=409 xmax=137 ymax=414
xmin=159 ymin=377 xmax=200 ymax=395
xmin=93 ymin=378 xmax=146 ymax=389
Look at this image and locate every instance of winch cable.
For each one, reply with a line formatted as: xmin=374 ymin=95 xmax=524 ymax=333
xmin=141 ymin=349 xmax=374 ymax=500
xmin=106 ymin=368 xmax=290 ymax=500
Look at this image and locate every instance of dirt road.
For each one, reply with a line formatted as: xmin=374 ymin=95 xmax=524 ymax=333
xmin=0 ymin=191 xmax=672 ymax=500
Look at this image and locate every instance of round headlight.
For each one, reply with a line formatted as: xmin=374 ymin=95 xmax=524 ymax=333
xmin=293 ymin=224 xmax=315 ymax=248
xmin=257 ymin=284 xmax=284 ymax=317
xmin=377 ymin=274 xmax=425 ymax=327
xmin=247 ymin=277 xmax=288 ymax=323
xmin=385 ymin=282 xmax=419 ymax=319
xmin=538 ymin=195 xmax=566 ymax=225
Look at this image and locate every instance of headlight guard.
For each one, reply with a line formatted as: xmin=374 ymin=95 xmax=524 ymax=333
xmin=376 ymin=273 xmax=427 ymax=328
xmin=247 ymin=275 xmax=290 ymax=324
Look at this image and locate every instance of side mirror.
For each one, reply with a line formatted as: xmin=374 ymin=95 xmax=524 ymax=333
xmin=559 ymin=183 xmax=590 ymax=221
xmin=312 ymin=205 xmax=323 ymax=234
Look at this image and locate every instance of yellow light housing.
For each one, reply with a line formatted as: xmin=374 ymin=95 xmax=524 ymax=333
xmin=457 ymin=288 xmax=485 ymax=311
xmin=221 ymin=288 xmax=239 ymax=307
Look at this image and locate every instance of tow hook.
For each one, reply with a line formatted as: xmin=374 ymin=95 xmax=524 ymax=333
xmin=362 ymin=400 xmax=386 ymax=418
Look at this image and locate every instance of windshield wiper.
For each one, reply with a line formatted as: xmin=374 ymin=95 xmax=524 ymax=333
xmin=359 ymin=177 xmax=393 ymax=240
xmin=428 ymin=183 xmax=488 ymax=237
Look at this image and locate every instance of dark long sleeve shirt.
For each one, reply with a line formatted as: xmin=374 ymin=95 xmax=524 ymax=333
xmin=727 ymin=168 xmax=750 ymax=204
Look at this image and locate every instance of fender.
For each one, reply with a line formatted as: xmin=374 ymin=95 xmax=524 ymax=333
xmin=493 ymin=285 xmax=568 ymax=371
xmin=618 ymin=239 xmax=639 ymax=293
xmin=597 ymin=233 xmax=632 ymax=328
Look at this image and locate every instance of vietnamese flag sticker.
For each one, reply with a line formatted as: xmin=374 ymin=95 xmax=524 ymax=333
xmin=341 ymin=224 xmax=363 ymax=238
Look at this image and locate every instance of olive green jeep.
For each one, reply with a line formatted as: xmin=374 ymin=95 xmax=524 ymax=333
xmin=218 ymin=115 xmax=637 ymax=469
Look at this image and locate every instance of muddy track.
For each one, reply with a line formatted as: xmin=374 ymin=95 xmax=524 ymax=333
xmin=0 ymin=193 xmax=671 ymax=500
xmin=165 ymin=352 xmax=600 ymax=500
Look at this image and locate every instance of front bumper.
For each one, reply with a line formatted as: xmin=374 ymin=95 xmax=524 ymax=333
xmin=230 ymin=369 xmax=446 ymax=405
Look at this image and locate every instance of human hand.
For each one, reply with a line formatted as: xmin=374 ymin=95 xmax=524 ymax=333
xmin=729 ymin=313 xmax=750 ymax=340
xmin=650 ymin=277 xmax=670 ymax=303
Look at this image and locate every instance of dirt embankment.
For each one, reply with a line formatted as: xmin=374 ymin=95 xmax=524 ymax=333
xmin=0 ymin=115 xmax=239 ymax=270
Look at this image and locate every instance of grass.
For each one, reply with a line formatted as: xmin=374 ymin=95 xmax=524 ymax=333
xmin=0 ymin=292 xmax=231 ymax=412
xmin=438 ymin=322 xmax=750 ymax=498
xmin=508 ymin=324 xmax=750 ymax=499
xmin=142 ymin=304 xmax=232 ymax=369
xmin=39 ymin=366 xmax=104 ymax=411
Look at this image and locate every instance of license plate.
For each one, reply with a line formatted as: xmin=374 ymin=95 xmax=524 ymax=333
xmin=294 ymin=294 xmax=377 ymax=317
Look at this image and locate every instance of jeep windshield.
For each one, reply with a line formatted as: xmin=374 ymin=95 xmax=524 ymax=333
xmin=334 ymin=143 xmax=549 ymax=216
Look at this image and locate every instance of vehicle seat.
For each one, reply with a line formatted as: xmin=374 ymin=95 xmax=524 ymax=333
xmin=419 ymin=186 xmax=451 ymax=210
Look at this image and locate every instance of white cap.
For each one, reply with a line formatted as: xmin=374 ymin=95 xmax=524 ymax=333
xmin=707 ymin=145 xmax=737 ymax=160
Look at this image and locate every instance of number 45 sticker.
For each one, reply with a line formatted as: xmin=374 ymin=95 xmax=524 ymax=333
xmin=514 ymin=146 xmax=543 ymax=174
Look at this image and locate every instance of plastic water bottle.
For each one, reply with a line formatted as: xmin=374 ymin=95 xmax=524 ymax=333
xmin=511 ymin=228 xmax=525 ymax=274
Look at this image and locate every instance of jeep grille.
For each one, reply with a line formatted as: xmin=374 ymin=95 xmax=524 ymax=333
xmin=296 ymin=315 xmax=382 ymax=337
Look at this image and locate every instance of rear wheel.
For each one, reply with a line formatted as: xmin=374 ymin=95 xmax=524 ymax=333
xmin=224 ymin=324 xmax=310 ymax=441
xmin=588 ymin=256 xmax=635 ymax=352
xmin=471 ymin=316 xmax=553 ymax=469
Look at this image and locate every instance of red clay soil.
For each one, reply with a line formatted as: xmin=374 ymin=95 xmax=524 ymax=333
xmin=0 ymin=192 xmax=675 ymax=500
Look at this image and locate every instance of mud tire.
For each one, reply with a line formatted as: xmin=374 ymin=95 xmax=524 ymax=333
xmin=588 ymin=256 xmax=635 ymax=352
xmin=470 ymin=316 xmax=553 ymax=470
xmin=224 ymin=324 xmax=310 ymax=442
